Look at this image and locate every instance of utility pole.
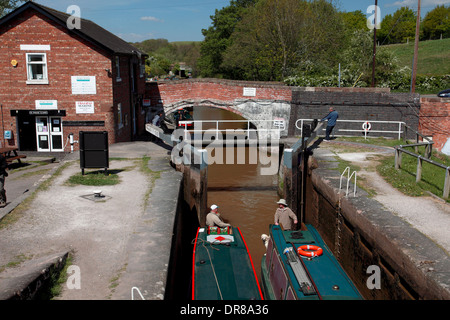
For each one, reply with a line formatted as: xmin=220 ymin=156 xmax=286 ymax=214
xmin=411 ymin=0 xmax=421 ymax=93
xmin=371 ymin=0 xmax=378 ymax=87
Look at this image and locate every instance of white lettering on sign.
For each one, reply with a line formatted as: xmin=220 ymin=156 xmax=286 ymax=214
xmin=243 ymin=87 xmax=256 ymax=97
xmin=71 ymin=76 xmax=96 ymax=95
xmin=35 ymin=100 xmax=58 ymax=110
xmin=76 ymin=101 xmax=95 ymax=114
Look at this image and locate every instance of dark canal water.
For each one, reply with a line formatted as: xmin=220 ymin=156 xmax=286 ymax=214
xmin=194 ymin=107 xmax=280 ymax=281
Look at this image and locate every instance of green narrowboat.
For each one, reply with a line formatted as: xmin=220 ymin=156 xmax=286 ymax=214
xmin=192 ymin=226 xmax=263 ymax=300
xmin=260 ymin=224 xmax=363 ymax=300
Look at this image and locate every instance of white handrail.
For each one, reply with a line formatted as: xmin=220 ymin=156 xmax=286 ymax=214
xmin=178 ymin=119 xmax=284 ymax=141
xmin=339 ymin=167 xmax=357 ymax=197
xmin=295 ymin=119 xmax=406 ymax=140
xmin=131 ymin=287 xmax=145 ymax=300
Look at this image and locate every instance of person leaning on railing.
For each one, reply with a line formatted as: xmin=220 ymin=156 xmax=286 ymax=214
xmin=320 ymin=107 xmax=339 ymax=141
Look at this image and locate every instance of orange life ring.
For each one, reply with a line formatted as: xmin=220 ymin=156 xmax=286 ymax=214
xmin=297 ymin=245 xmax=323 ymax=257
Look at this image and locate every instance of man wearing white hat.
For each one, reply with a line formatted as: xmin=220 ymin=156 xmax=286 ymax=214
xmin=206 ymin=204 xmax=231 ymax=228
xmin=274 ymin=199 xmax=297 ymax=230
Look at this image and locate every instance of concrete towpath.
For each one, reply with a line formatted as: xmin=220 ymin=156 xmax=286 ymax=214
xmin=0 ymin=140 xmax=182 ymax=300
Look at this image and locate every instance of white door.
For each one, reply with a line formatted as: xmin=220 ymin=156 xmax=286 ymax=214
xmin=36 ymin=116 xmax=50 ymax=152
xmin=49 ymin=117 xmax=63 ymax=152
xmin=36 ymin=116 xmax=63 ymax=152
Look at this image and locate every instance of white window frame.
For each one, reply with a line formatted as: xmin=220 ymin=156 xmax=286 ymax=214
xmin=26 ymin=53 xmax=48 ymax=84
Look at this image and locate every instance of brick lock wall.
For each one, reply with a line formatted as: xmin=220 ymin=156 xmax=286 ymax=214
xmin=290 ymin=88 xmax=421 ymax=139
xmin=146 ymin=79 xmax=449 ymax=152
xmin=145 ymin=79 xmax=292 ymax=111
xmin=419 ymin=97 xmax=450 ymax=151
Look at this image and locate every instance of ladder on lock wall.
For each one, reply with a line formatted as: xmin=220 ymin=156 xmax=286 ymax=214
xmin=335 ymin=167 xmax=357 ymax=260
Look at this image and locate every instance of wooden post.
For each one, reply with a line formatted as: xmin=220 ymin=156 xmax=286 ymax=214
xmin=395 ymin=148 xmax=402 ymax=170
xmin=426 ymin=143 xmax=431 ymax=159
xmin=411 ymin=0 xmax=421 ymax=93
xmin=444 ymin=167 xmax=450 ymax=199
xmin=416 ymin=156 xmax=422 ymax=183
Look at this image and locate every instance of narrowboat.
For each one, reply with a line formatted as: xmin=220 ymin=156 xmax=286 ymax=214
xmin=192 ymin=226 xmax=263 ymax=300
xmin=260 ymin=224 xmax=363 ymax=300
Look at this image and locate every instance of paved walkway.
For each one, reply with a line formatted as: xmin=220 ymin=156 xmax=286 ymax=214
xmin=0 ymin=140 xmax=181 ymax=300
xmin=323 ymin=140 xmax=450 ymax=255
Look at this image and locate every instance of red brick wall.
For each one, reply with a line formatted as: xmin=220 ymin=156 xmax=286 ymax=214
xmin=145 ymin=79 xmax=292 ymax=108
xmin=0 ymin=9 xmax=146 ymax=151
xmin=419 ymin=97 xmax=450 ymax=152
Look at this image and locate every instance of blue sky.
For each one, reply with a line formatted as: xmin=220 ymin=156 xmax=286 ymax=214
xmin=32 ymin=0 xmax=450 ymax=43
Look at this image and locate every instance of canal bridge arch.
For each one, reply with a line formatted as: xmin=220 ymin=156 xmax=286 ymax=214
xmin=145 ymin=78 xmax=293 ymax=136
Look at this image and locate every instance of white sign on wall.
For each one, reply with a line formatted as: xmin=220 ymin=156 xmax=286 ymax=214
xmin=71 ymin=76 xmax=97 ymax=95
xmin=35 ymin=100 xmax=58 ymax=110
xmin=243 ymin=87 xmax=256 ymax=97
xmin=76 ymin=101 xmax=95 ymax=114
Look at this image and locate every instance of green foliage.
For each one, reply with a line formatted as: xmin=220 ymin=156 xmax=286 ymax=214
xmin=383 ymin=38 xmax=450 ymax=76
xmin=128 ymin=1 xmax=448 ymax=87
xmin=377 ymin=151 xmax=450 ymax=201
xmin=131 ymin=39 xmax=201 ymax=77
xmin=197 ymin=0 xmax=257 ymax=78
xmin=217 ymin=0 xmax=346 ymax=81
xmin=422 ymin=5 xmax=450 ymax=40
xmin=67 ymin=170 xmax=121 ymax=186
xmin=0 ymin=0 xmax=25 ymax=17
xmin=340 ymin=10 xmax=367 ymax=33
xmin=377 ymin=7 xmax=418 ymax=45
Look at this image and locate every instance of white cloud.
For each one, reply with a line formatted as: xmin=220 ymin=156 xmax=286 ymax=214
xmin=387 ymin=0 xmax=450 ymax=8
xmin=140 ymin=16 xmax=164 ymax=22
xmin=118 ymin=32 xmax=155 ymax=42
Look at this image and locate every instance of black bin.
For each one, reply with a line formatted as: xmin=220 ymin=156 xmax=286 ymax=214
xmin=79 ymin=131 xmax=109 ymax=175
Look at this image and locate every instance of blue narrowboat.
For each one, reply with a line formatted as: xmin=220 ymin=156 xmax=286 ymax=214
xmin=192 ymin=226 xmax=263 ymax=300
xmin=260 ymin=224 xmax=363 ymax=300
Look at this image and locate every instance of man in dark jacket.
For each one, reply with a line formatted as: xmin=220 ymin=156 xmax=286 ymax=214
xmin=0 ymin=154 xmax=8 ymax=207
xmin=320 ymin=107 xmax=339 ymax=141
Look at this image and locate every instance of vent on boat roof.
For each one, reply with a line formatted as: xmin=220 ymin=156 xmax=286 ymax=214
xmin=283 ymin=247 xmax=316 ymax=296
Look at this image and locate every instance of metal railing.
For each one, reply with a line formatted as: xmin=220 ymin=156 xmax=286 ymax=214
xmin=131 ymin=287 xmax=145 ymax=300
xmin=339 ymin=167 xmax=357 ymax=197
xmin=178 ymin=119 xmax=285 ymax=141
xmin=395 ymin=146 xmax=450 ymax=198
xmin=295 ymin=119 xmax=406 ymax=140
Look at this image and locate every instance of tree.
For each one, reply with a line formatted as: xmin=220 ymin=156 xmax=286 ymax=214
xmin=341 ymin=10 xmax=367 ymax=34
xmin=422 ymin=5 xmax=450 ymax=40
xmin=222 ymin=0 xmax=346 ymax=81
xmin=223 ymin=0 xmax=307 ymax=81
xmin=0 ymin=0 xmax=26 ymax=17
xmin=197 ymin=0 xmax=257 ymax=78
xmin=341 ymin=30 xmax=373 ymax=81
xmin=378 ymin=7 xmax=417 ymax=44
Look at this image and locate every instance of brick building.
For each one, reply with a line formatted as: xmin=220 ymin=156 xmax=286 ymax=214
xmin=0 ymin=1 xmax=147 ymax=152
xmin=419 ymin=97 xmax=450 ymax=153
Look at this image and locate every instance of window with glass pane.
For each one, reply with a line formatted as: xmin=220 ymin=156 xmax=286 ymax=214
xmin=26 ymin=53 xmax=47 ymax=81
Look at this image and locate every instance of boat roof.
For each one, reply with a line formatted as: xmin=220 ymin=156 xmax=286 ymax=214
xmin=192 ymin=226 xmax=263 ymax=300
xmin=268 ymin=224 xmax=363 ymax=300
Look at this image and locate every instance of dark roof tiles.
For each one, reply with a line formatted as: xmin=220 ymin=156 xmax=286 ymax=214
xmin=0 ymin=1 xmax=146 ymax=57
